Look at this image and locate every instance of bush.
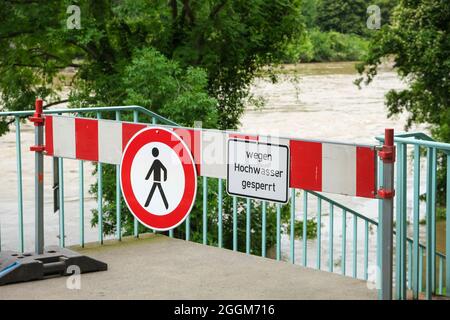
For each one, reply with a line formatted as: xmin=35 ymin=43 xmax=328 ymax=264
xmin=283 ymin=30 xmax=369 ymax=63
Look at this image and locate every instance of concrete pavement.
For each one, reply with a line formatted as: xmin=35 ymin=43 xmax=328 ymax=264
xmin=0 ymin=234 xmax=377 ymax=299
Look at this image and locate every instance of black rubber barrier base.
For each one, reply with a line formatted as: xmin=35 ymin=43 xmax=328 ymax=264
xmin=0 ymin=246 xmax=107 ymax=286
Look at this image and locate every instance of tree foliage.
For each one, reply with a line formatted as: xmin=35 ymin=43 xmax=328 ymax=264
xmin=316 ymin=0 xmax=398 ymax=36
xmin=0 ymin=0 xmax=304 ymax=250
xmin=0 ymin=0 xmax=303 ymax=130
xmin=357 ymin=0 xmax=450 ymax=140
xmin=357 ymin=0 xmax=450 ymax=205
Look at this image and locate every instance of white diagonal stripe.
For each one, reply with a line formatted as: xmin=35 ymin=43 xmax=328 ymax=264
xmin=53 ymin=116 xmax=75 ymax=159
xmin=322 ymin=143 xmax=356 ymax=196
xmin=99 ymin=120 xmax=122 ymax=165
xmin=201 ymin=130 xmax=227 ymax=179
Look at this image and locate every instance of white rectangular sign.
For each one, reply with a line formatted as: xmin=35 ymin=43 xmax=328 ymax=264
xmin=227 ymin=139 xmax=290 ymax=203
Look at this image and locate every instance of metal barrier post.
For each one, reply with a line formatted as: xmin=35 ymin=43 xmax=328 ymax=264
xmin=378 ymin=128 xmax=396 ymax=300
xmin=30 ymin=99 xmax=45 ymax=254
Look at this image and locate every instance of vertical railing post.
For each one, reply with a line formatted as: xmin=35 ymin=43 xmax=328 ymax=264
xmin=276 ymin=203 xmax=281 ymax=261
xmin=378 ymin=128 xmax=396 ymax=300
xmin=262 ymin=201 xmax=267 ymax=258
xmin=15 ymin=117 xmax=24 ymax=253
xmin=446 ymin=153 xmax=450 ymax=297
xmin=29 ymin=99 xmax=45 ymax=255
xmin=233 ymin=196 xmax=238 ymax=251
xmin=218 ymin=178 xmax=223 ymax=248
xmin=133 ymin=110 xmax=139 ymax=238
xmin=413 ymin=145 xmax=420 ymax=299
xmin=426 ymin=148 xmax=434 ymax=300
xmin=97 ymin=112 xmax=103 ymax=244
xmin=115 ymin=111 xmax=122 ymax=241
xmin=79 ymin=160 xmax=85 ymax=247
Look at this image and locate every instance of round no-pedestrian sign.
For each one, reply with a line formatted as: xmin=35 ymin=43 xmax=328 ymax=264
xmin=120 ymin=127 xmax=197 ymax=231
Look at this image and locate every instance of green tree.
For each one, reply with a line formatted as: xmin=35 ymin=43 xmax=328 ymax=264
xmin=0 ymin=1 xmax=305 ymax=251
xmin=316 ymin=0 xmax=398 ymax=36
xmin=357 ymin=0 xmax=450 ymax=205
xmin=317 ymin=0 xmax=370 ymax=35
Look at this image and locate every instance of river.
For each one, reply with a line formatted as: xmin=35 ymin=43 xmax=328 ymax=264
xmin=0 ymin=61 xmax=443 ymax=279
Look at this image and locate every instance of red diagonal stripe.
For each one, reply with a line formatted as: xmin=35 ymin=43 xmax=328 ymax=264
xmin=356 ymin=146 xmax=377 ymax=198
xmin=44 ymin=115 xmax=54 ymax=156
xmin=289 ymin=140 xmax=322 ymax=191
xmin=75 ymin=118 xmax=98 ymax=161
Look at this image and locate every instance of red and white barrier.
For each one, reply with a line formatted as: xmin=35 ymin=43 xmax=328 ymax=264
xmin=44 ymin=115 xmax=377 ymax=199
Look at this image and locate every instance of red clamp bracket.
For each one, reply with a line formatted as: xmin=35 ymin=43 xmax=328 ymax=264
xmin=378 ymin=145 xmax=396 ymax=163
xmin=29 ymin=116 xmax=45 ymax=126
xmin=30 ymin=145 xmax=45 ymax=152
xmin=377 ymin=188 xmax=395 ymax=199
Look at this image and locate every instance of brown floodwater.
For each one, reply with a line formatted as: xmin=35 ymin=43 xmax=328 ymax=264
xmin=240 ymin=61 xmax=445 ymax=276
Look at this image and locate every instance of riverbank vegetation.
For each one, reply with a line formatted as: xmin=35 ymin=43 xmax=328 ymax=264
xmin=357 ymin=0 xmax=449 ymax=214
xmin=282 ymin=0 xmax=398 ymax=63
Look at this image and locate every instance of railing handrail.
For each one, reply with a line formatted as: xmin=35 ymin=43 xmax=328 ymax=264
xmin=310 ymin=190 xmax=446 ymax=260
xmin=0 ymin=105 xmax=179 ymax=126
xmin=376 ymin=132 xmax=450 ymax=152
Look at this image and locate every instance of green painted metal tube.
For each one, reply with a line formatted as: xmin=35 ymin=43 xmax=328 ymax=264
xmin=262 ymin=201 xmax=267 ymax=258
xmin=425 ymin=147 xmax=433 ymax=300
xmin=419 ymin=246 xmax=424 ymax=293
xmin=364 ymin=220 xmax=369 ymax=280
xmin=246 ymin=198 xmax=251 ymax=255
xmin=203 ymin=176 xmax=207 ymax=245
xmin=185 ymin=216 xmax=190 ymax=241
xmin=447 ymin=154 xmax=450 ymax=297
xmin=329 ymin=203 xmax=334 ymax=272
xmin=233 ymin=196 xmax=238 ymax=251
xmin=342 ymin=209 xmax=347 ymax=275
xmin=0 ymin=105 xmax=178 ymax=126
xmin=79 ymin=160 xmax=84 ymax=248
xmin=431 ymin=148 xmax=437 ymax=293
xmin=98 ymin=161 xmax=103 ymax=244
xmin=15 ymin=117 xmax=24 ymax=253
xmin=439 ymin=256 xmax=443 ymax=295
xmin=395 ymin=143 xmax=404 ymax=299
xmin=400 ymin=143 xmax=408 ymax=298
xmin=169 ymin=229 xmax=174 ymax=238
xmin=408 ymin=241 xmax=412 ymax=290
xmin=58 ymin=157 xmax=65 ymax=247
xmin=353 ymin=215 xmax=358 ymax=278
xmin=290 ymin=188 xmax=296 ymax=264
xmin=303 ymin=191 xmax=308 ymax=266
xmin=132 ymin=111 xmax=139 ymax=238
xmin=97 ymin=112 xmax=103 ymax=245
xmin=413 ymin=145 xmax=421 ymax=299
xmin=112 ymin=186 xmax=121 ymax=225
xmin=218 ymin=178 xmax=223 ymax=248
xmin=317 ymin=198 xmax=322 ymax=270
xmin=115 ymin=111 xmax=122 ymax=241
xmin=376 ymin=135 xmax=450 ymax=151
xmin=276 ymin=204 xmax=281 ymax=261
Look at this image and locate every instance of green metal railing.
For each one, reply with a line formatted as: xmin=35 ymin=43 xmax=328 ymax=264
xmin=377 ymin=132 xmax=449 ymax=300
xmin=0 ymin=106 xmax=447 ymax=300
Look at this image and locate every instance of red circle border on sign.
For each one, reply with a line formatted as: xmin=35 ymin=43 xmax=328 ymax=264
xmin=120 ymin=127 xmax=197 ymax=231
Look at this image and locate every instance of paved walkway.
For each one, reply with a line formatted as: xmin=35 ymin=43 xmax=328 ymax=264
xmin=0 ymin=234 xmax=377 ymax=299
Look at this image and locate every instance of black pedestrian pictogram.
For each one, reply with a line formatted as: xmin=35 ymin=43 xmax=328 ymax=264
xmin=145 ymin=147 xmax=169 ymax=209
